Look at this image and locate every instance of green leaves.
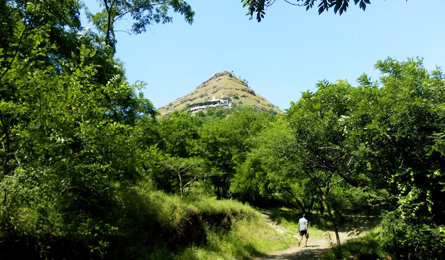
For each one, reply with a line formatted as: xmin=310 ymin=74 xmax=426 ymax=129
xmin=243 ymin=0 xmax=372 ymax=22
xmin=87 ymin=0 xmax=195 ymax=51
xmin=296 ymin=58 xmax=445 ymax=258
xmin=198 ymin=107 xmax=276 ymax=198
xmin=275 ymin=58 xmax=445 ymax=255
xmin=231 ymin=117 xmax=309 ymax=207
xmin=0 ymin=10 xmax=159 ymax=255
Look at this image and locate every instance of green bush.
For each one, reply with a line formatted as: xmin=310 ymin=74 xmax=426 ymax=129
xmin=268 ymin=108 xmax=277 ymax=115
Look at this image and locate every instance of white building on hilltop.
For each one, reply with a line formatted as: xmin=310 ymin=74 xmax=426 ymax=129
xmin=189 ymin=95 xmax=233 ymax=113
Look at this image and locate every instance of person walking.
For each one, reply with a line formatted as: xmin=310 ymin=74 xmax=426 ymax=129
xmin=298 ymin=214 xmax=309 ymax=247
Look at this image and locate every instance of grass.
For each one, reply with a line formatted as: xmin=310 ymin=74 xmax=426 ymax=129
xmin=156 ymin=71 xmax=283 ymax=117
xmin=123 ymin=185 xmax=295 ymax=260
xmin=4 ymin=175 xmax=384 ymax=260
xmin=175 ymin=217 xmax=292 ymax=260
xmin=2 ymin=182 xmax=388 ymax=260
xmin=321 ymin=228 xmax=393 ymax=260
xmin=136 ymin=191 xmax=386 ymax=260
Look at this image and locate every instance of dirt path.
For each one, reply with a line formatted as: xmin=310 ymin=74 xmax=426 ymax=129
xmin=249 ymin=213 xmax=363 ymax=260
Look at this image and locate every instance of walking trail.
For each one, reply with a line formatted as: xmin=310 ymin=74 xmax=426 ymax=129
xmin=249 ymin=212 xmax=365 ymax=260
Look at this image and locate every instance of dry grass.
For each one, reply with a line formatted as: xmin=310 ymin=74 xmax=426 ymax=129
xmin=157 ymin=71 xmax=283 ymax=117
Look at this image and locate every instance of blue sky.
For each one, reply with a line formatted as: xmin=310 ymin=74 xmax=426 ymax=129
xmin=82 ymin=1 xmax=445 ymax=111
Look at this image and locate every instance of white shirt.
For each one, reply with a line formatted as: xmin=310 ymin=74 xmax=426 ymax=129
xmin=299 ymin=217 xmax=308 ymax=231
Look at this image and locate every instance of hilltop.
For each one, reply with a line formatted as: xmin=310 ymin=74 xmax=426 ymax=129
xmin=156 ymin=71 xmax=283 ymax=117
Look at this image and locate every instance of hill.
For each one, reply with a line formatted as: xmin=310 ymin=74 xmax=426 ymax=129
xmin=156 ymin=71 xmax=283 ymax=117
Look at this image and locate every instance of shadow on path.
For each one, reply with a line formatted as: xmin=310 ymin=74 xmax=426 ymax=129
xmin=250 ymin=245 xmax=329 ymax=260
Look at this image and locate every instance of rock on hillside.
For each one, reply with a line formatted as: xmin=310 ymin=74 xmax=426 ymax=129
xmin=157 ymin=71 xmax=282 ymax=117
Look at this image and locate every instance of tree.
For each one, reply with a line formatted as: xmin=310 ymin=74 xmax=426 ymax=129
xmin=287 ymin=80 xmax=363 ymax=187
xmin=344 ymin=58 xmax=445 ymax=259
xmin=231 ymin=118 xmax=318 ymax=212
xmin=284 ymin=58 xmax=445 ymax=258
xmin=156 ymin=110 xmax=202 ymax=158
xmin=143 ymin=111 xmax=206 ymax=194
xmin=158 ymin=157 xmax=205 ymax=199
xmin=0 ymin=2 xmax=158 ymax=257
xmin=87 ymin=0 xmax=194 ymax=51
xmin=198 ymin=107 xmax=275 ymax=198
xmin=0 ymin=41 xmax=156 ymax=257
xmin=1 ymin=0 xmax=82 ymax=83
xmin=242 ymin=0 xmax=374 ymax=22
xmin=284 ymin=78 xmax=386 ymax=252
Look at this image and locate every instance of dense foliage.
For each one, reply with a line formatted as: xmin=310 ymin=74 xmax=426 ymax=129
xmin=1 ymin=1 xmax=443 ymax=259
xmin=0 ymin=2 xmax=276 ymax=255
xmin=234 ymin=58 xmax=445 ymax=258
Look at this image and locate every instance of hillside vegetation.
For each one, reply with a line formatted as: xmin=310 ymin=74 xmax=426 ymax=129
xmin=157 ymin=71 xmax=282 ymax=117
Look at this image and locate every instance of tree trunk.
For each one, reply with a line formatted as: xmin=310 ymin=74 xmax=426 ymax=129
xmin=104 ymin=0 xmax=114 ymax=50
xmin=178 ymin=172 xmax=183 ymax=199
xmin=283 ymin=187 xmax=307 ymax=213
xmin=324 ymin=197 xmax=341 ymax=256
xmin=392 ymin=222 xmax=399 ymax=260
xmin=307 ymin=197 xmax=315 ymax=213
xmin=319 ymin=199 xmax=325 ymax=214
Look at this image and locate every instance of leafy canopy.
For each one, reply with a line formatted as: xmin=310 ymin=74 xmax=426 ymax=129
xmin=243 ymin=0 xmax=384 ymax=22
xmin=87 ymin=0 xmax=194 ymax=51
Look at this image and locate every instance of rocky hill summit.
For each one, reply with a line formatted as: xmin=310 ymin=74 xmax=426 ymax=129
xmin=157 ymin=71 xmax=282 ymax=117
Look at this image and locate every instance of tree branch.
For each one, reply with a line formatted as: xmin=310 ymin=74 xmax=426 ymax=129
xmin=182 ymin=176 xmax=198 ymax=190
xmin=337 ymin=171 xmax=359 ymax=187
xmin=0 ymin=6 xmax=33 ymax=84
xmin=283 ymin=0 xmax=305 ymax=6
xmin=282 ymin=186 xmax=306 ymax=212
